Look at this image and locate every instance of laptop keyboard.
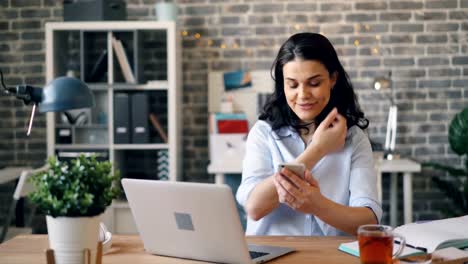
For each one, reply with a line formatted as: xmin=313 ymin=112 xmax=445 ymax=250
xmin=249 ymin=251 xmax=269 ymax=259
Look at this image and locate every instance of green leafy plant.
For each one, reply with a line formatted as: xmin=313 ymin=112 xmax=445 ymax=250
xmin=29 ymin=155 xmax=120 ymax=217
xmin=423 ymin=107 xmax=468 ymax=216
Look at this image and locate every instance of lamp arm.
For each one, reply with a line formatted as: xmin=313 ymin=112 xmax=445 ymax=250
xmin=11 ymin=85 xmax=43 ymax=105
xmin=1 ymin=68 xmax=43 ymax=105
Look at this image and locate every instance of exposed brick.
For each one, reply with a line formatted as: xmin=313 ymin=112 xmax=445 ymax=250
xmin=380 ymin=35 xmax=412 ymax=44
xmin=222 ymin=27 xmax=253 ymax=36
xmin=346 ymin=13 xmax=377 ymax=22
xmin=253 ymin=4 xmax=284 ymax=13
xmin=380 ymin=12 xmax=411 ymax=21
xmin=248 ymin=15 xmax=273 ymax=24
xmin=418 ymin=57 xmax=450 ymax=66
xmin=418 ymin=80 xmax=451 ymax=89
xmin=320 ymin=3 xmax=353 ymax=12
xmin=11 ymin=0 xmax=40 ymax=7
xmin=449 ymin=11 xmax=468 ymax=20
xmin=182 ymin=17 xmax=205 ymax=26
xmin=428 ymin=90 xmax=462 ymax=99
xmin=416 ymin=35 xmax=448 ymax=44
xmin=20 ymin=9 xmax=51 ymax=18
xmin=414 ymin=11 xmax=447 ymax=21
xmin=321 ymin=25 xmax=354 ymax=34
xmin=223 ymin=4 xmax=249 ymax=13
xmin=309 ymin=14 xmax=343 ymax=23
xmin=286 ymin=3 xmax=317 ymax=12
xmin=355 ymin=2 xmax=388 ymax=10
xmin=278 ymin=14 xmax=308 ymax=24
xmin=11 ymin=21 xmax=41 ymax=30
xmin=383 ymin=58 xmax=415 ymax=67
xmin=185 ymin=5 xmax=216 ymax=16
xmin=392 ymin=46 xmax=425 ymax=55
xmin=427 ymin=23 xmax=459 ymax=32
xmin=453 ymin=56 xmax=468 ymax=65
xmin=392 ymin=23 xmax=424 ymax=32
xmin=427 ymin=45 xmax=459 ymax=54
xmin=451 ymin=79 xmax=468 ymax=88
xmin=390 ymin=1 xmax=423 ymax=9
xmin=255 ymin=26 xmax=287 ymax=35
xmin=425 ymin=0 xmax=457 ymax=8
xmin=428 ymin=68 xmax=461 ymax=77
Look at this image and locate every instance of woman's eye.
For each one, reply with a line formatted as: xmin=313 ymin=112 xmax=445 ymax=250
xmin=309 ymin=82 xmax=320 ymax=87
xmin=287 ymin=83 xmax=298 ymax=88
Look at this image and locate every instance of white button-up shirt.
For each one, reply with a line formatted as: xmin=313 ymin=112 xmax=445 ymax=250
xmin=236 ymin=120 xmax=382 ymax=236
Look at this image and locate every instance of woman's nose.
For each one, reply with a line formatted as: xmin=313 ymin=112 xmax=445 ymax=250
xmin=297 ymin=85 xmax=310 ymax=98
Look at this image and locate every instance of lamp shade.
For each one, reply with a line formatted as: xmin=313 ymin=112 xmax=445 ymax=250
xmin=39 ymin=77 xmax=95 ymax=113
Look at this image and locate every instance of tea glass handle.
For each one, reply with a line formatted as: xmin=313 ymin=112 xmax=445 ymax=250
xmin=393 ymin=234 xmax=406 ymax=258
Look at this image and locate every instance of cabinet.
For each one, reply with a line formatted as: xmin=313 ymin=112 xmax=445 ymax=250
xmin=45 ymin=21 xmax=182 ymax=233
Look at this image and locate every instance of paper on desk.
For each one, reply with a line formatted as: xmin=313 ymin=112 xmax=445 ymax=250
xmin=338 ymin=241 xmax=424 ymax=258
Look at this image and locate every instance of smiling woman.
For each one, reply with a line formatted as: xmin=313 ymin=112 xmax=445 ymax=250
xmin=236 ymin=33 xmax=381 ymax=237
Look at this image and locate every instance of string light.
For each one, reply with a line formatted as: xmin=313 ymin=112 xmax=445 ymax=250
xmin=294 ymin=24 xmax=302 ymax=31
xmin=181 ymin=30 xmax=188 ymax=36
xmin=220 ymin=43 xmax=226 ymax=49
xmin=194 ymin=33 xmax=201 ymax=39
xmin=354 ymin=39 xmax=360 ymax=47
xmin=372 ymin=47 xmax=379 ymax=54
xmin=375 ymin=35 xmax=381 ymax=40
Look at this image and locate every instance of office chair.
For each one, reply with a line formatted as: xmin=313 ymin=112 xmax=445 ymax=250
xmin=0 ymin=165 xmax=48 ymax=242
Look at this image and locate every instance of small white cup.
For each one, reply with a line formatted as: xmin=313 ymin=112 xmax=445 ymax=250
xmin=155 ymin=2 xmax=177 ymax=22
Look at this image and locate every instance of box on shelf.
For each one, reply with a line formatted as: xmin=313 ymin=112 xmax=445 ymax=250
xmin=63 ymin=0 xmax=127 ymax=21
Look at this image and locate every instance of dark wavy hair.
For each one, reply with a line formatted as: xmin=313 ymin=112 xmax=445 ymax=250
xmin=259 ymin=32 xmax=368 ymax=134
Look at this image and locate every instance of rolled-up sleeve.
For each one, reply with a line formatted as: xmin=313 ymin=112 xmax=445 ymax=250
xmin=348 ymin=128 xmax=382 ymax=223
xmin=236 ymin=122 xmax=274 ymax=207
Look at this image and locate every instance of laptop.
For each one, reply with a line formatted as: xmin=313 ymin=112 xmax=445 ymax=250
xmin=122 ymin=179 xmax=294 ymax=263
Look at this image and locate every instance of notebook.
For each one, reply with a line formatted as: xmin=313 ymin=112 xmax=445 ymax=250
xmin=122 ymin=179 xmax=294 ymax=263
xmin=339 ymin=215 xmax=468 ymax=258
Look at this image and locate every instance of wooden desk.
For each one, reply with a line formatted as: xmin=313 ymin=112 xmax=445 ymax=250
xmin=0 ymin=235 xmax=359 ymax=263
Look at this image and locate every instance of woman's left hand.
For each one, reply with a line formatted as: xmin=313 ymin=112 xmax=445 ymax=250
xmin=273 ymin=169 xmax=322 ymax=213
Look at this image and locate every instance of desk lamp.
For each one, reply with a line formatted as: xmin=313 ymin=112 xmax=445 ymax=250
xmin=1 ymin=69 xmax=95 ymax=135
xmin=373 ymin=71 xmax=397 ymax=160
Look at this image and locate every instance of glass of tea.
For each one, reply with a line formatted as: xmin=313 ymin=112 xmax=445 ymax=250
xmin=357 ymin=224 xmax=406 ymax=264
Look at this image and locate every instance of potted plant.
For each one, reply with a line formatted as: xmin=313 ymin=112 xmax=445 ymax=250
xmin=29 ymin=155 xmax=120 ymax=264
xmin=423 ymin=107 xmax=468 ymax=217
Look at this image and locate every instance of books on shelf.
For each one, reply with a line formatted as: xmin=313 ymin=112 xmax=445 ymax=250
xmin=111 ymin=36 xmax=136 ymax=84
xmin=149 ymin=113 xmax=168 ymax=143
xmin=338 ymin=215 xmax=468 ymax=259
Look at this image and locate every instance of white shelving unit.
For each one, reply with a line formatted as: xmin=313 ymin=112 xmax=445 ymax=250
xmin=45 ymin=21 xmax=182 ymax=234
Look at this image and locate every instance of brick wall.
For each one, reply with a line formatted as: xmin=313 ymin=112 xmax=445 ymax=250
xmin=1 ymin=0 xmax=467 ymax=225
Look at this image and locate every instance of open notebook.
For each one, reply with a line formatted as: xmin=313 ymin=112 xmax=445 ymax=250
xmin=339 ymin=215 xmax=468 ymax=258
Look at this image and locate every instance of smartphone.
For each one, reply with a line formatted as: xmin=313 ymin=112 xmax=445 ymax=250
xmin=277 ymin=162 xmax=306 ymax=178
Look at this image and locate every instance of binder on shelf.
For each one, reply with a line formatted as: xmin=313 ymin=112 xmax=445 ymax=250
xmin=111 ymin=36 xmax=136 ymax=83
xmin=149 ymin=113 xmax=168 ymax=143
xmin=131 ymin=93 xmax=149 ymax=143
xmin=114 ymin=93 xmax=131 ymax=144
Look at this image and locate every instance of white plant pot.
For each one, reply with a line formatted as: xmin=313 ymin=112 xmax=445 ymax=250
xmin=46 ymin=215 xmax=101 ymax=264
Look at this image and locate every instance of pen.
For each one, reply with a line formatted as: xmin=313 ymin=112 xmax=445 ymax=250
xmin=395 ymin=240 xmax=427 ymax=253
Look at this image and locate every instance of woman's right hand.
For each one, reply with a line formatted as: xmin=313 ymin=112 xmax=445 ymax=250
xmin=309 ymin=107 xmax=347 ymax=156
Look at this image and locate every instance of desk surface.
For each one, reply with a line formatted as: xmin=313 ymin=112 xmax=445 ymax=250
xmin=0 ymin=235 xmax=360 ymax=263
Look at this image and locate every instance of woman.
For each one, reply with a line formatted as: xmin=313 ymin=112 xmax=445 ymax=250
xmin=236 ymin=33 xmax=381 ymax=236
